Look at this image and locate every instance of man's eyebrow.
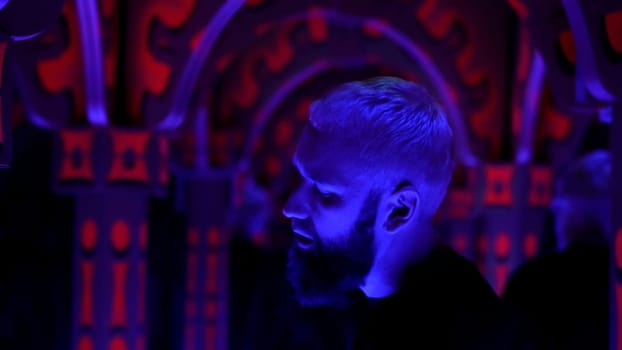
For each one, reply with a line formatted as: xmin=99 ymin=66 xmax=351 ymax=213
xmin=292 ymin=157 xmax=315 ymax=183
xmin=292 ymin=157 xmax=345 ymax=193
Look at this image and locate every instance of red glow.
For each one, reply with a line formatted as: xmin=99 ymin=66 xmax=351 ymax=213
xmin=469 ymin=89 xmax=500 ymax=158
xmin=205 ymin=254 xmax=218 ymax=294
xmin=506 ymin=0 xmax=528 ymax=19
xmin=125 ymin=0 xmax=196 ymax=122
xmin=254 ymin=22 xmax=273 ymax=36
xmin=79 ymin=262 xmax=94 ymax=326
xmin=216 ymin=54 xmax=234 ymax=72
xmin=109 ymin=336 xmax=128 ymax=350
xmin=308 ymin=7 xmax=328 ymax=43
xmin=495 ymin=264 xmax=508 ymax=294
xmin=81 ymin=219 xmax=98 ymax=252
xmin=139 ymin=261 xmax=146 ymax=324
xmin=417 ymin=0 xmax=500 ymax=155
xmin=477 ymin=234 xmax=488 ymax=254
xmin=111 ymin=262 xmax=129 ymax=327
xmin=37 ymin=2 xmax=86 ymax=122
xmin=558 ymin=30 xmax=576 ymax=65
xmin=456 ymin=37 xmax=484 ymax=86
xmin=78 ymin=336 xmax=94 ymax=350
xmin=205 ymin=325 xmax=217 ymax=350
xmin=362 ymin=20 xmax=383 ymax=38
xmin=415 ymin=0 xmax=455 ymax=40
xmin=540 ymin=103 xmax=572 ymax=141
xmin=102 ymin=0 xmax=115 ymax=17
xmin=102 ymin=0 xmax=119 ymax=88
xmin=111 ymin=220 xmax=131 ymax=253
xmin=516 ymin=25 xmax=531 ymax=82
xmin=264 ymin=25 xmax=295 ymax=72
xmin=265 ymin=156 xmax=281 ymax=177
xmin=187 ymin=254 xmax=198 ymax=294
xmin=204 ymin=300 xmax=217 ymax=319
xmin=59 ymin=130 xmax=95 ymax=181
xmin=483 ymin=166 xmax=514 ymax=206
xmin=107 ymin=130 xmax=151 ymax=183
xmin=524 ymin=232 xmax=538 ymax=258
xmin=207 ymin=227 xmax=220 ymax=247
xmin=528 ymin=167 xmax=552 ymax=207
xmin=275 ymin=120 xmax=293 ymax=146
xmin=246 ymin=0 xmax=265 ymax=6
xmin=296 ymin=99 xmax=312 ymax=120
xmin=452 ymin=232 xmax=468 ymax=255
xmin=605 ymin=11 xmax=622 ymax=55
xmin=189 ymin=28 xmax=205 ymax=51
xmin=446 ymin=190 xmax=474 ymax=219
xmin=136 ymin=336 xmax=145 ymax=350
xmin=139 ymin=222 xmax=148 ymax=251
xmin=494 ymin=232 xmax=511 ymax=259
xmin=225 ymin=23 xmax=295 ymax=112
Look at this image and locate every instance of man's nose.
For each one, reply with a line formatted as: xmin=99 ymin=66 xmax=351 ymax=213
xmin=282 ymin=188 xmax=309 ymax=220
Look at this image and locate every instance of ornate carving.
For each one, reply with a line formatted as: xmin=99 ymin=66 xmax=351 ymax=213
xmin=125 ymin=0 xmax=197 ymax=123
xmin=482 ymin=165 xmax=514 ymax=206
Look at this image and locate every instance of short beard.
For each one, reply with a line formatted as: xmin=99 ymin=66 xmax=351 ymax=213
xmin=286 ymin=192 xmax=378 ymax=308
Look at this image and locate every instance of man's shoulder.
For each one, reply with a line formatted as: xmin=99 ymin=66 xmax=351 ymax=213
xmin=386 ymin=247 xmax=503 ymax=349
xmin=399 ymin=246 xmax=499 ymax=308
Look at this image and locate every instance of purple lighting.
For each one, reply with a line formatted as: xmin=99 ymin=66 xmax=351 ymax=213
xmin=515 ymin=51 xmax=545 ymax=164
xmin=164 ymin=6 xmax=479 ymax=167
xmin=238 ymin=58 xmax=368 ymax=172
xmin=562 ymin=0 xmax=615 ymax=102
xmin=157 ymin=0 xmax=246 ymax=131
xmin=250 ymin=8 xmax=481 ymax=166
xmin=76 ymin=0 xmax=108 ymax=126
xmin=195 ymin=105 xmax=209 ymax=172
xmin=358 ymin=16 xmax=479 ymax=167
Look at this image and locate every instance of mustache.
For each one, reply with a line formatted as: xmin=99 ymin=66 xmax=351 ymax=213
xmin=291 ymin=219 xmax=316 ymax=237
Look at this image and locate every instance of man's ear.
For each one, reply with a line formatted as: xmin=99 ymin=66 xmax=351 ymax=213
xmin=381 ymin=184 xmax=419 ymax=234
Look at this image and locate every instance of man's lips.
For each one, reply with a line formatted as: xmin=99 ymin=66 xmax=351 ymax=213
xmin=292 ymin=227 xmax=315 ymax=249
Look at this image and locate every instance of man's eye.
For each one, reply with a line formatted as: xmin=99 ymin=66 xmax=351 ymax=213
xmin=314 ymin=186 xmax=338 ymax=201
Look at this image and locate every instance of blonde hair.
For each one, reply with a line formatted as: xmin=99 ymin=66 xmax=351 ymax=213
xmin=309 ymin=76 xmax=455 ymax=215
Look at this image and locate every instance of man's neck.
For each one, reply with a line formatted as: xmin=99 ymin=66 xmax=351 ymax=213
xmin=360 ymin=263 xmax=399 ymax=298
xmin=360 ymin=223 xmax=437 ymax=299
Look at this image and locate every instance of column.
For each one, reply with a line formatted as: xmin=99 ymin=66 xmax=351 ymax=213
xmin=476 ymin=163 xmax=552 ymax=294
xmin=54 ymin=128 xmax=168 ymax=350
xmin=182 ymin=171 xmax=232 ymax=350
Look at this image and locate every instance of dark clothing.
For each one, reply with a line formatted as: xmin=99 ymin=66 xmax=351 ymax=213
xmin=284 ymin=245 xmax=504 ymax=349
xmin=502 ymin=242 xmax=609 ymax=350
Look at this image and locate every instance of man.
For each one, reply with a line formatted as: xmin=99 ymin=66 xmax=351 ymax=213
xmin=502 ymin=150 xmax=611 ymax=350
xmin=281 ymin=77 xmax=502 ymax=349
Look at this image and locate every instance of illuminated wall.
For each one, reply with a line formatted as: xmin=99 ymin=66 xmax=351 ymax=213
xmin=0 ymin=0 xmax=620 ymax=349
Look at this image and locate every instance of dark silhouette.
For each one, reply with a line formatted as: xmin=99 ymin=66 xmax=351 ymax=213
xmin=503 ymin=150 xmax=611 ymax=350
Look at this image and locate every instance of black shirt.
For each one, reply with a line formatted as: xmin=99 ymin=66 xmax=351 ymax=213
xmin=502 ymin=242 xmax=609 ymax=350
xmin=288 ymin=246 xmax=504 ymax=350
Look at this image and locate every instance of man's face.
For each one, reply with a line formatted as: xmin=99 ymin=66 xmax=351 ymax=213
xmin=550 ymin=194 xmax=610 ymax=250
xmin=282 ymin=126 xmax=379 ymax=307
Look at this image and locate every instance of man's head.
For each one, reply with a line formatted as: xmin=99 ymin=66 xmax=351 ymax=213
xmin=282 ymin=76 xmax=455 ymax=306
xmin=551 ymin=150 xmax=611 ymax=250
